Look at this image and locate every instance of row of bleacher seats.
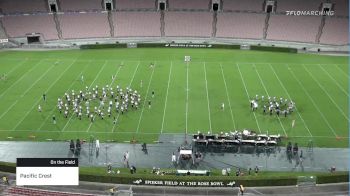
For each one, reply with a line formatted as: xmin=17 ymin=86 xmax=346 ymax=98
xmin=114 ymin=12 xmax=161 ymax=37
xmin=222 ymin=0 xmax=264 ymax=12
xmin=164 ymin=12 xmax=212 ymax=37
xmin=216 ymin=13 xmax=265 ymax=40
xmin=0 ymin=0 xmax=348 ymax=16
xmin=0 ymin=11 xmax=348 ymax=45
xmin=2 ymin=15 xmax=59 ymax=40
xmin=58 ymin=0 xmax=103 ymax=12
xmin=4 ymin=186 xmax=96 ymax=196
xmin=0 ymin=0 xmax=47 ymax=14
xmin=274 ymin=0 xmax=323 ymax=12
xmin=266 ymin=15 xmax=321 ymax=43
xmin=59 ymin=13 xmax=110 ymax=39
xmin=320 ymin=17 xmax=349 ymax=45
xmin=0 ymin=20 xmax=7 ymax=39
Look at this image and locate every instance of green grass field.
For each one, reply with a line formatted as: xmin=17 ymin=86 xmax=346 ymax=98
xmin=0 ymin=48 xmax=348 ymax=147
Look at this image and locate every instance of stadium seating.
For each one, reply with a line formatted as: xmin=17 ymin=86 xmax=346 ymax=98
xmin=59 ymin=13 xmax=110 ymax=39
xmin=4 ymin=186 xmax=95 ymax=196
xmin=216 ymin=13 xmax=265 ymax=39
xmin=275 ymin=0 xmax=323 ymax=12
xmin=320 ymin=17 xmax=349 ymax=45
xmin=164 ymin=12 xmax=212 ymax=37
xmin=58 ymin=0 xmax=103 ymax=12
xmin=115 ymin=0 xmax=156 ymax=10
xmin=168 ymin=0 xmax=210 ymax=10
xmin=331 ymin=0 xmax=349 ymax=16
xmin=114 ymin=12 xmax=161 ymax=37
xmin=222 ymin=0 xmax=264 ymax=12
xmin=0 ymin=21 xmax=7 ymax=39
xmin=2 ymin=15 xmax=58 ymax=40
xmin=266 ymin=15 xmax=321 ymax=43
xmin=0 ymin=0 xmax=48 ymax=14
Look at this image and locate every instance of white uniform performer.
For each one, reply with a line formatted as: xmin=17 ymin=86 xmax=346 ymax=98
xmin=95 ymin=139 xmax=100 ymax=153
xmin=253 ymin=101 xmax=258 ymax=111
xmin=38 ymin=105 xmax=42 ymax=112
xmin=221 ymin=102 xmax=225 ymax=111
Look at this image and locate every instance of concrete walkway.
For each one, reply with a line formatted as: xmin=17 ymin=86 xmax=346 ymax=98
xmin=0 ymin=137 xmax=348 ymax=172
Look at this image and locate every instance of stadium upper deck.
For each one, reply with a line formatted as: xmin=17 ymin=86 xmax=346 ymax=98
xmin=0 ymin=0 xmax=348 ymax=45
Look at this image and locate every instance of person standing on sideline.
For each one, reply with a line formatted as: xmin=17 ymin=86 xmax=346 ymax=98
xmin=254 ymin=166 xmax=259 ymax=175
xmin=123 ymin=151 xmax=130 ymax=168
xmin=171 ymin=152 xmax=176 ymax=165
xmin=239 ymin=185 xmax=244 ymax=195
xmin=52 ymin=115 xmax=56 ymax=124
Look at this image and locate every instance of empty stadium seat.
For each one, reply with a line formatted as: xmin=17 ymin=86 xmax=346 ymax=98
xmin=331 ymin=0 xmax=349 ymax=16
xmin=2 ymin=15 xmax=59 ymax=40
xmin=115 ymin=0 xmax=156 ymax=10
xmin=168 ymin=0 xmax=210 ymax=10
xmin=320 ymin=17 xmax=349 ymax=45
xmin=114 ymin=12 xmax=161 ymax=37
xmin=5 ymin=186 xmax=96 ymax=196
xmin=222 ymin=0 xmax=264 ymax=12
xmin=164 ymin=12 xmax=212 ymax=37
xmin=0 ymin=0 xmax=48 ymax=14
xmin=216 ymin=12 xmax=265 ymax=39
xmin=275 ymin=0 xmax=323 ymax=12
xmin=267 ymin=14 xmax=321 ymax=43
xmin=58 ymin=0 xmax=103 ymax=12
xmin=59 ymin=12 xmax=110 ymax=39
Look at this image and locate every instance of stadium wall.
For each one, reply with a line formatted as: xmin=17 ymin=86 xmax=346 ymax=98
xmin=1 ymin=36 xmax=347 ymax=55
xmin=0 ymin=161 xmax=348 ymax=187
xmin=41 ymin=37 xmax=348 ymax=52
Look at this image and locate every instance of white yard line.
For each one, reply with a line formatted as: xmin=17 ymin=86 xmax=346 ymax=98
xmin=286 ymin=64 xmax=338 ymax=137
xmin=20 ymin=64 xmax=56 ymax=97
xmin=185 ymin=62 xmax=189 ymax=134
xmin=0 ymin=59 xmax=45 ymax=99
xmin=37 ymin=71 xmax=84 ymax=131
xmin=86 ymin=62 xmax=122 ymax=132
xmin=253 ymin=63 xmax=287 ymax=137
xmin=12 ymin=59 xmax=77 ymax=130
xmin=235 ymin=63 xmax=261 ymax=133
xmin=112 ymin=61 xmax=140 ymax=133
xmin=219 ymin=63 xmax=237 ymax=130
xmin=136 ymin=63 xmax=156 ymax=133
xmin=62 ymin=60 xmax=106 ymax=132
xmin=318 ymin=64 xmax=349 ymax=98
xmin=268 ymin=63 xmax=313 ymax=137
xmin=334 ymin=64 xmax=349 ymax=79
xmin=0 ymin=62 xmax=55 ymax=121
xmin=3 ymin=58 xmax=28 ymax=76
xmin=203 ymin=62 xmax=212 ymax=132
xmin=37 ymin=60 xmax=93 ymax=130
xmin=302 ymin=64 xmax=349 ymax=122
xmin=0 ymin=100 xmax=19 ymax=120
xmin=127 ymin=62 xmax=140 ymax=88
xmin=160 ymin=62 xmax=173 ymax=133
